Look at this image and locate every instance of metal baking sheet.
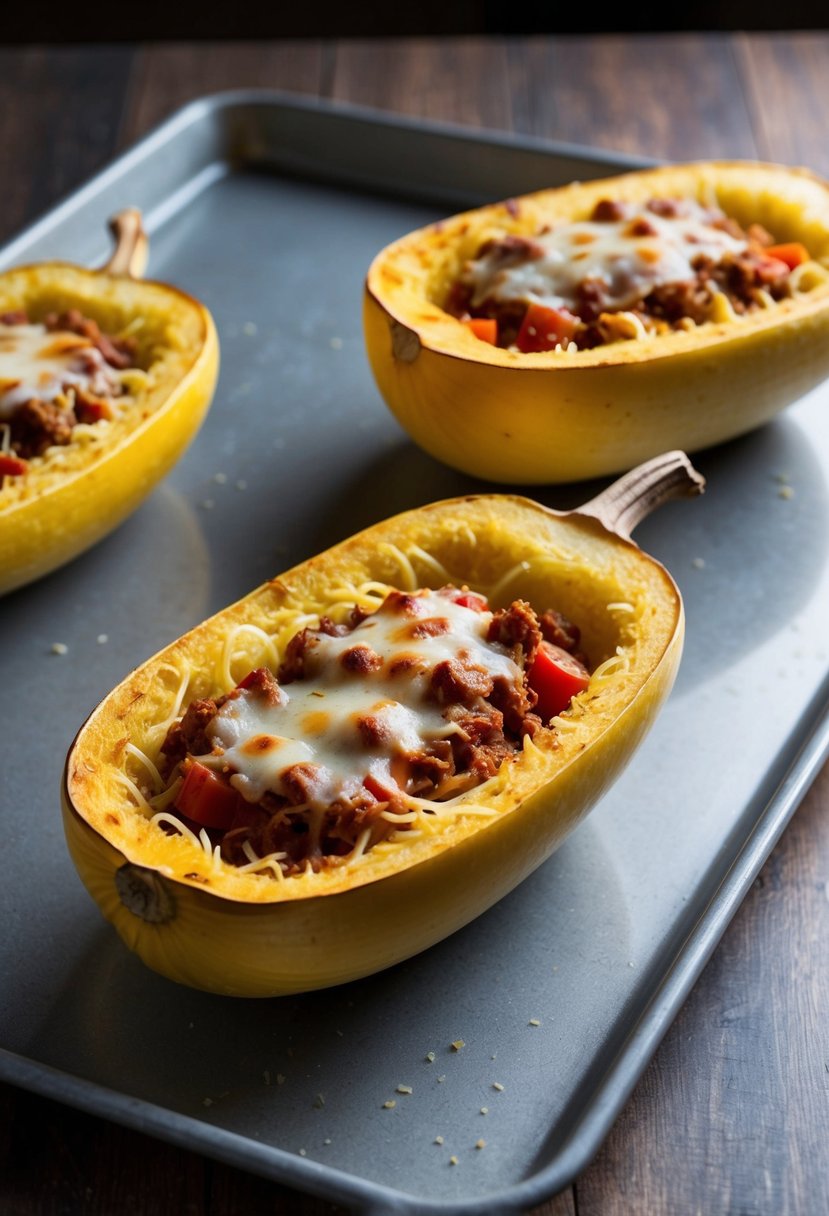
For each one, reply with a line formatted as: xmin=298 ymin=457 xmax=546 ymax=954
xmin=2 ymin=92 xmax=829 ymax=1215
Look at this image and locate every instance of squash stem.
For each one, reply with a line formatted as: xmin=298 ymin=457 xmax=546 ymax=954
xmin=576 ymin=450 xmax=705 ymax=540
xmin=101 ymin=208 xmax=149 ymax=279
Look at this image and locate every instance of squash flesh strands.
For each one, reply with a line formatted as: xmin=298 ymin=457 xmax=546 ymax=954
xmin=364 ymin=161 xmax=829 ymax=484
xmin=63 ymin=453 xmax=703 ymax=997
xmin=0 ymin=209 xmax=219 ymax=594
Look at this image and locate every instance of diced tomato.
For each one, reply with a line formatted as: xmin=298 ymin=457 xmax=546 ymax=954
xmin=516 ymin=303 xmax=579 ymax=353
xmin=755 ymin=254 xmax=793 ymax=282
xmin=451 ymin=590 xmax=489 ymax=612
xmin=364 ymin=773 xmax=397 ymax=802
xmin=527 ymin=641 xmax=590 ymax=721
xmin=174 ymin=761 xmax=240 ymax=830
xmin=364 ymin=755 xmax=410 ymax=802
xmin=462 ymin=317 xmax=498 ymax=344
xmin=236 ymin=667 xmax=271 ymax=691
xmin=764 ymin=242 xmax=809 ymax=270
xmin=0 ymin=454 xmax=28 ymax=478
xmin=75 ymin=399 xmax=112 ymax=425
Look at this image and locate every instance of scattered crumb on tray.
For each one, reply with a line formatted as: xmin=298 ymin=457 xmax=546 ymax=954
xmin=51 ymin=642 xmax=68 ymax=655
xmin=434 ymin=1135 xmax=444 ymax=1145
xmin=396 ymin=1085 xmax=413 ymax=1095
xmin=492 ymin=1082 xmax=504 ymax=1092
xmin=778 ymin=485 xmax=795 ymax=499
xmin=425 ymin=1051 xmax=436 ymax=1063
xmin=528 ymin=1018 xmax=541 ymax=1027
xmin=475 ymin=1139 xmax=486 ymax=1150
xmin=449 ymin=1156 xmax=458 ymax=1166
xmin=450 ymin=1040 xmax=465 ymax=1052
xmin=213 ymin=472 xmax=228 ymax=484
xmin=691 ymin=557 xmax=705 ymax=569
xmin=383 ymin=1099 xmax=396 ymax=1109
xmin=97 ymin=633 xmax=108 ymax=644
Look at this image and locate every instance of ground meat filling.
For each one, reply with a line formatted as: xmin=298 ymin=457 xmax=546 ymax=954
xmin=0 ymin=309 xmax=137 ymax=468
xmin=446 ymin=195 xmax=806 ymax=351
xmin=157 ymin=587 xmax=589 ymax=876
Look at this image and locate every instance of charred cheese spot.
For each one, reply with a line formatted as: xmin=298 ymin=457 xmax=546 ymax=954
xmin=387 ymin=651 xmax=427 ymax=677
xmin=624 ymin=217 xmax=659 ymax=238
xmin=387 ymin=591 xmax=427 ymax=617
xmin=393 ymin=616 xmax=451 ymax=642
xmin=301 ymin=710 xmax=330 ymax=734
xmin=241 ymin=734 xmax=284 ymax=755
xmin=340 ymin=644 xmax=383 ymax=674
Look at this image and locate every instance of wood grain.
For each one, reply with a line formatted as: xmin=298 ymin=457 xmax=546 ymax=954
xmin=329 ymin=36 xmax=515 ymax=129
xmin=735 ymin=32 xmax=829 ymax=175
xmin=506 ymin=34 xmax=758 ymax=158
xmin=576 ymin=762 xmax=829 ymax=1215
xmin=1 ymin=33 xmax=828 ymax=1216
xmin=0 ymin=47 xmax=134 ymax=245
xmin=118 ymin=41 xmax=330 ymax=147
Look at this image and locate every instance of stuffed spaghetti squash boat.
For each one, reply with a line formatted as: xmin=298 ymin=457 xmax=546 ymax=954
xmin=0 ymin=209 xmax=218 ymax=594
xmin=364 ymin=160 xmax=829 ymax=483
xmin=63 ymin=453 xmax=703 ymax=997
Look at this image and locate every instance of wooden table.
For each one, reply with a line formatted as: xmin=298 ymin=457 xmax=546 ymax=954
xmin=2 ymin=33 xmax=828 ymax=1215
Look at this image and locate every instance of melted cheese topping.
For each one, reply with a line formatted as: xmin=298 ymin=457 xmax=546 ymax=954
xmin=208 ymin=590 xmax=523 ymax=807
xmin=0 ymin=323 xmax=119 ymax=418
xmin=463 ymin=201 xmax=748 ymax=313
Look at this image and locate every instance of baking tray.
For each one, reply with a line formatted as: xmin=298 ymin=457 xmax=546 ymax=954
xmin=2 ymin=91 xmax=829 ymax=1215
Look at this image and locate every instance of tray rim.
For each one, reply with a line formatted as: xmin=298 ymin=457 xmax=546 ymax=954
xmin=0 ymin=86 xmax=652 ymax=269
xmin=4 ymin=697 xmax=829 ymax=1216
xmin=2 ymin=87 xmax=829 ymax=1215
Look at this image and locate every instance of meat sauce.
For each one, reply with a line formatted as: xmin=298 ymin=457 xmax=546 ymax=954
xmin=446 ymin=196 xmax=808 ymax=351
xmin=159 ymin=586 xmax=589 ymax=875
xmin=0 ymin=309 xmax=137 ymax=473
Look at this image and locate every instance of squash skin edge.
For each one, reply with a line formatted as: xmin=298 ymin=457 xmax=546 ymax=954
xmin=0 ymin=264 xmax=219 ymax=593
xmin=364 ymin=159 xmax=829 ymax=483
xmin=61 ymin=493 xmax=685 ymax=997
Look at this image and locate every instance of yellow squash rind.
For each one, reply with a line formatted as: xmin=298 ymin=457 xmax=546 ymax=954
xmin=0 ymin=258 xmax=218 ymax=594
xmin=364 ymin=161 xmax=829 ymax=483
xmin=63 ymin=488 xmax=685 ymax=997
